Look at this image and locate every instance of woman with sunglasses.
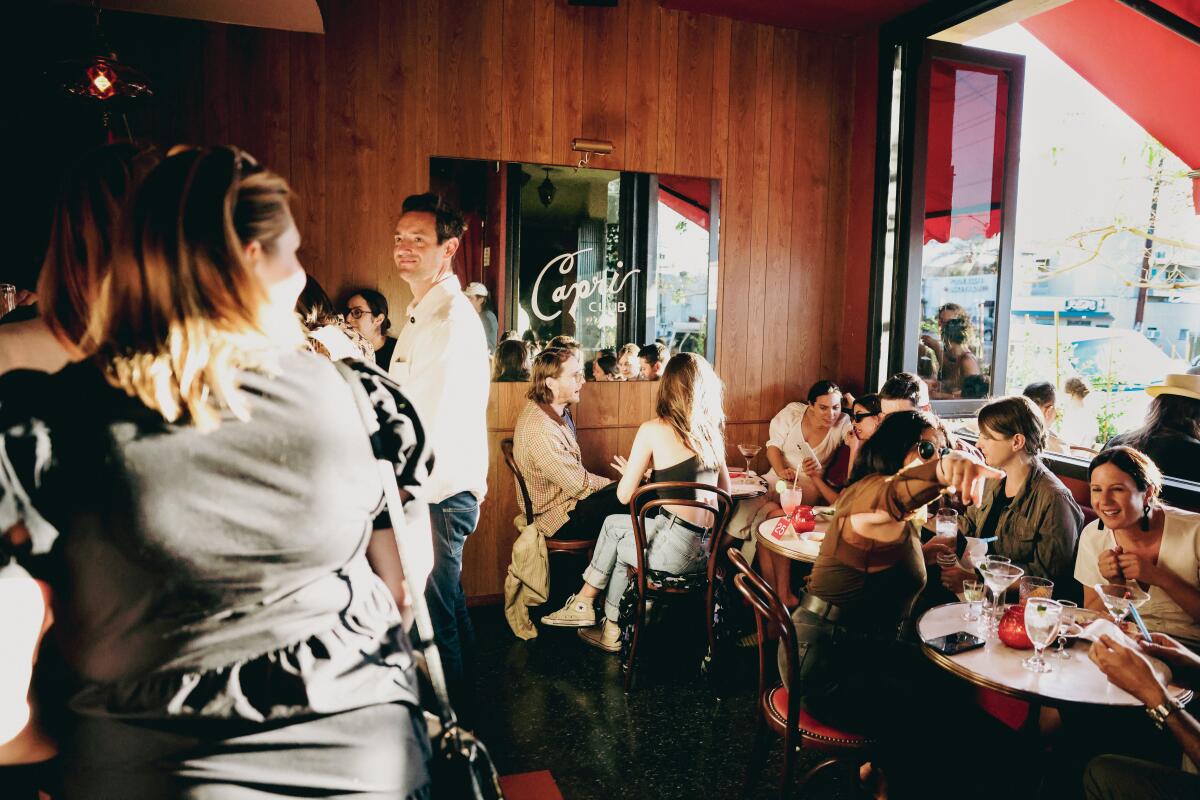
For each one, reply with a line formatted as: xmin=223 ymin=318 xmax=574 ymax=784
xmin=345 ymin=288 xmax=397 ymax=370
xmin=781 ymin=410 xmax=1002 ymax=797
xmin=845 ymin=393 xmax=883 ymax=474
xmin=940 ymin=396 xmax=1084 ymax=597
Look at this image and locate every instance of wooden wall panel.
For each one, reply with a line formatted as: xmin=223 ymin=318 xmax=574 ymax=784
xmin=47 ymin=0 xmax=872 ymax=600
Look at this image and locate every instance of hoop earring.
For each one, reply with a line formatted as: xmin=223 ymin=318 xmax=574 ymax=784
xmin=1140 ymin=504 xmax=1151 ymax=532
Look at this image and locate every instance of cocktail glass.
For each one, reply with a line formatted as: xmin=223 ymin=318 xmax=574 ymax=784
xmin=1093 ymin=583 xmax=1151 ymax=626
xmin=934 ymin=508 xmax=958 ymax=548
xmin=978 ymin=562 xmax=1024 ymax=634
xmin=738 ymin=444 xmax=762 ymax=477
xmin=1023 ymin=598 xmax=1062 ymax=673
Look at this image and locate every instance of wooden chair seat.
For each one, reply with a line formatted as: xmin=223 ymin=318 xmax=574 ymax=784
xmin=500 ymin=437 xmax=597 ymax=558
xmin=544 ymin=537 xmax=594 ymax=553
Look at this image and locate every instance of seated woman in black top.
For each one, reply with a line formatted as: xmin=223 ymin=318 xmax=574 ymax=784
xmin=540 ymin=353 xmax=731 ymax=653
xmin=0 ymin=147 xmax=432 ymax=799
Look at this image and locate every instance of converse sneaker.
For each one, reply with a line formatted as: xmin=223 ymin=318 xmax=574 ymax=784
xmin=577 ymin=619 xmax=622 ymax=653
xmin=540 ymin=594 xmax=596 ymax=627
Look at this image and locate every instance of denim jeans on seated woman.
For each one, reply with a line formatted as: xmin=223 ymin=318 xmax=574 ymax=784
xmin=582 ymin=513 xmax=709 ymax=623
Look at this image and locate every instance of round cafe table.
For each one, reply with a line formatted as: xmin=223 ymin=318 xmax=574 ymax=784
xmin=754 ymin=516 xmax=829 ymax=565
xmin=729 ymin=475 xmax=768 ymax=500
xmin=917 ymin=603 xmax=1193 ymax=708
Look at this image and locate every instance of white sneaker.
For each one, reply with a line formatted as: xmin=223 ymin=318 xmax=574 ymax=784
xmin=540 ymin=594 xmax=596 ymax=627
xmin=577 ymin=619 xmax=622 ymax=653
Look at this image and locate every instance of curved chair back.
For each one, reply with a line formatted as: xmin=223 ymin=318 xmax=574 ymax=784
xmin=727 ymin=546 xmax=798 ymax=710
xmin=500 ymin=437 xmax=535 ymax=526
xmin=628 ymin=482 xmax=734 ymax=594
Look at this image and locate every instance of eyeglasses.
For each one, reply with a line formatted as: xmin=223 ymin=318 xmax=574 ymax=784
xmin=917 ymin=441 xmax=951 ymax=460
xmin=346 ymin=308 xmax=370 ymax=320
xmin=851 ymin=411 xmax=878 ymax=423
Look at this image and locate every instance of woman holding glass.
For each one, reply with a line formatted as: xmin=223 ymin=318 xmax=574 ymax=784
xmin=939 ymin=396 xmax=1083 ymax=599
xmin=0 ymin=147 xmax=432 ymax=798
xmin=778 ymin=410 xmax=1002 ymax=796
xmin=1074 ymin=446 xmax=1200 ymax=642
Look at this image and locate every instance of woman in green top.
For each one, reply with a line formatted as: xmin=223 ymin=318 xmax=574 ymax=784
xmin=940 ymin=396 xmax=1084 ymax=597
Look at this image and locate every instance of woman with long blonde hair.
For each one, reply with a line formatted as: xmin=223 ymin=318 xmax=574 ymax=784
xmin=542 ymin=353 xmax=731 ymax=652
xmin=0 ymin=146 xmax=432 ymax=798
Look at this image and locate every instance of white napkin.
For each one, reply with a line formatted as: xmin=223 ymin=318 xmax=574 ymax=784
xmin=1078 ymin=619 xmax=1173 ymax=684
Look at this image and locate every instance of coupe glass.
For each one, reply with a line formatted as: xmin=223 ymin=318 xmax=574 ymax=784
xmin=737 ymin=444 xmax=762 ymax=477
xmin=1023 ymin=598 xmax=1062 ymax=673
xmin=1093 ymin=583 xmax=1151 ymax=625
xmin=978 ymin=562 xmax=1024 ymax=634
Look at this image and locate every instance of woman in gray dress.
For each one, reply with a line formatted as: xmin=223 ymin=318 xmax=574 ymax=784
xmin=0 ymin=146 xmax=432 ymax=798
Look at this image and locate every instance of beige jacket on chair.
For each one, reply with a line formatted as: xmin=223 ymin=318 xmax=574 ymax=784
xmin=504 ymin=516 xmax=549 ymax=640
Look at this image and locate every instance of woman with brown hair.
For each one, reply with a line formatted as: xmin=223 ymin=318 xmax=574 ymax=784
xmin=540 ymin=353 xmax=731 ymax=652
xmin=0 ymin=147 xmax=431 ymax=798
xmin=0 ymin=142 xmax=159 ymax=374
xmin=1075 ymin=446 xmax=1200 ymax=641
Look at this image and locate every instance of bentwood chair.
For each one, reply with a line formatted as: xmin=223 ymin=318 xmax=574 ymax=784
xmin=622 ymin=482 xmax=733 ymax=692
xmin=727 ymin=546 xmax=874 ymax=799
xmin=499 ymin=438 xmax=595 ymax=557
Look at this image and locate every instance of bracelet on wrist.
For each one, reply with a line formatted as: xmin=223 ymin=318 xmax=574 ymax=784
xmin=1145 ymin=694 xmax=1183 ymax=729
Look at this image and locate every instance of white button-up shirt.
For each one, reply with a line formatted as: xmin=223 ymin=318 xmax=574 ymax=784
xmin=388 ymin=275 xmax=490 ymax=504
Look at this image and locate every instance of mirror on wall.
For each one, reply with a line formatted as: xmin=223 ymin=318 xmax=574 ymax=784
xmin=430 ymin=158 xmax=719 ymax=378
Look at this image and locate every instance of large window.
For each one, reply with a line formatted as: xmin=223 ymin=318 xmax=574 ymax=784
xmin=875 ymin=2 xmax=1198 ymax=477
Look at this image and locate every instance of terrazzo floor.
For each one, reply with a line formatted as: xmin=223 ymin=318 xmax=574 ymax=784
xmin=466 ymin=590 xmax=861 ymax=800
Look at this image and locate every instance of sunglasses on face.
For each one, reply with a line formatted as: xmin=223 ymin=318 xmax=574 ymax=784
xmin=852 ymin=411 xmax=878 ymax=423
xmin=916 ymin=441 xmax=951 ymax=460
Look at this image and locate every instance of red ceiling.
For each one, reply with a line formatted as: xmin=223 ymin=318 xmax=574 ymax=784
xmin=661 ymin=0 xmax=931 ymax=34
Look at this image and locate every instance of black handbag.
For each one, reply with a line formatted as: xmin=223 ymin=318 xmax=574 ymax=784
xmin=334 ymin=361 xmax=504 ymax=800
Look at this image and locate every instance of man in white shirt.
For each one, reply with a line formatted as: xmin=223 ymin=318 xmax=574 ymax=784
xmin=388 ymin=193 xmax=490 ymax=711
xmin=463 ymin=282 xmax=498 ymax=355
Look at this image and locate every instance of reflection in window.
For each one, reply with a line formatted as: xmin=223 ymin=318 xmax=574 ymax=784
xmin=654 ymin=177 xmax=714 ymax=358
xmin=918 ymin=60 xmax=1009 ymax=399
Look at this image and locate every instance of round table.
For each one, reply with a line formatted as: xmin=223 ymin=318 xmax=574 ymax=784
xmin=730 ymin=476 xmax=768 ymax=500
xmin=917 ymin=603 xmax=1193 ymax=708
xmin=754 ymin=517 xmax=830 ymax=564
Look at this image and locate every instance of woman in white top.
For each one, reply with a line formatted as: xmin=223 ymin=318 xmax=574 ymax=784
xmin=1074 ymin=446 xmax=1200 ymax=642
xmin=751 ymin=381 xmax=850 ymax=607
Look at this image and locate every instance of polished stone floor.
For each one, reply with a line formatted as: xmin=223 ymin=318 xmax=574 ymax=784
xmin=468 ymin=596 xmax=861 ymax=800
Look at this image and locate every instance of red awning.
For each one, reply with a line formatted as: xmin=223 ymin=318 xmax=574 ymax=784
xmin=922 ymin=59 xmax=1009 ymax=244
xmin=658 ymin=175 xmax=712 ymax=231
xmin=1021 ymin=0 xmax=1200 ymax=212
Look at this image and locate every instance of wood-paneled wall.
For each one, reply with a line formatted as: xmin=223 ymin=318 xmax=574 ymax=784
xmin=31 ymin=0 xmax=873 ymax=599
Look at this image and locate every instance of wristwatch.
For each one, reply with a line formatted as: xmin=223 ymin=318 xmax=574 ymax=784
xmin=1145 ymin=694 xmax=1184 ymax=729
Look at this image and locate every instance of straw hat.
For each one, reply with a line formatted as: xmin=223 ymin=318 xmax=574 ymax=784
xmin=1145 ymin=373 xmax=1200 ymax=402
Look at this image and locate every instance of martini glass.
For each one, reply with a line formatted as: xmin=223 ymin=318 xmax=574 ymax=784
xmin=978 ymin=562 xmax=1024 ymax=634
xmin=1093 ymin=583 xmax=1151 ymax=626
xmin=1023 ymin=598 xmax=1062 ymax=673
xmin=737 ymin=444 xmax=762 ymax=477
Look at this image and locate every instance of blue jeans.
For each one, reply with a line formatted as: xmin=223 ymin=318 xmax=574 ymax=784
xmin=582 ymin=513 xmax=709 ymax=623
xmin=425 ymin=491 xmax=479 ymax=705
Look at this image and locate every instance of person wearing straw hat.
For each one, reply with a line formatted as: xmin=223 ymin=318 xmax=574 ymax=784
xmin=1105 ymin=373 xmax=1200 ymax=484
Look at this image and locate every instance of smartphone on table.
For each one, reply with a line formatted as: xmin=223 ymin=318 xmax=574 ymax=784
xmin=925 ymin=631 xmax=986 ymax=656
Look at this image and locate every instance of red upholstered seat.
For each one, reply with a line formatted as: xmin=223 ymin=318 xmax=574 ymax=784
xmin=766 ymin=685 xmax=873 ymax=748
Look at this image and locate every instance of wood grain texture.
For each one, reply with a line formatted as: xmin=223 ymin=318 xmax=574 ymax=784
xmin=50 ymin=0 xmax=870 ymax=599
